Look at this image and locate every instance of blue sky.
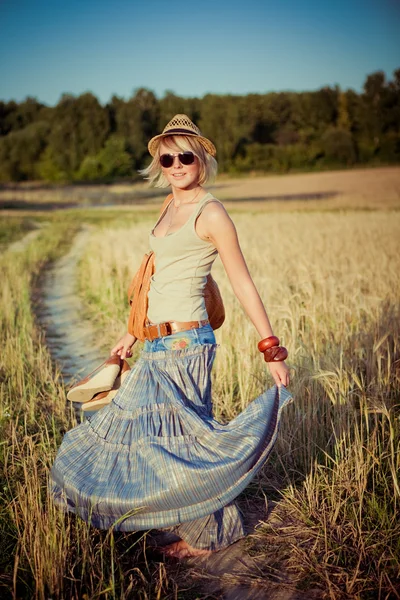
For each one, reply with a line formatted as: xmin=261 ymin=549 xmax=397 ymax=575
xmin=0 ymin=0 xmax=399 ymax=106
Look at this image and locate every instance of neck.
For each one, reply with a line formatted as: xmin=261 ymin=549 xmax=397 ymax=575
xmin=171 ymin=184 xmax=202 ymax=205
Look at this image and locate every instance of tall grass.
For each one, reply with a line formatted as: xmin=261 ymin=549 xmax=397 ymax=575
xmin=1 ymin=204 xmax=399 ymax=598
xmin=1 ymin=224 xmax=73 ymax=597
xmin=0 ymin=223 xmax=188 ymax=599
xmin=77 ymin=209 xmax=400 ymax=597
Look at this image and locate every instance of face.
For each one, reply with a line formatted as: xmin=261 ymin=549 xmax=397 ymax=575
xmin=159 ymin=140 xmax=200 ymax=190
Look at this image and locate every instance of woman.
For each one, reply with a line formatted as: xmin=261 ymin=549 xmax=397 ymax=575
xmin=50 ymin=115 xmax=292 ymax=559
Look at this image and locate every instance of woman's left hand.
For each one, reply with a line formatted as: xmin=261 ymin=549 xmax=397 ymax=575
xmin=268 ymin=360 xmax=290 ymax=388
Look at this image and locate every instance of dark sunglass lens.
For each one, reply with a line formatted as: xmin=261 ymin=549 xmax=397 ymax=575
xmin=160 ymin=154 xmax=174 ymax=168
xmin=179 ymin=152 xmax=195 ymax=165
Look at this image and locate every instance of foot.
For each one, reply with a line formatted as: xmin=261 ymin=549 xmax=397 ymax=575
xmin=161 ymin=539 xmax=214 ymax=559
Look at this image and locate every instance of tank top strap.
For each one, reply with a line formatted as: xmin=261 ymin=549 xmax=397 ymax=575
xmin=192 ymin=192 xmax=222 ymax=221
xmin=151 ymin=195 xmax=174 ymax=234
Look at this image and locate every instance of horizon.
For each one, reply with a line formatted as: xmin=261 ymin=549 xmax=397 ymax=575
xmin=2 ymin=66 xmax=400 ymax=108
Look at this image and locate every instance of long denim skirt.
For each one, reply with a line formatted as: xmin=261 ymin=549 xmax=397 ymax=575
xmin=50 ymin=325 xmax=293 ymax=550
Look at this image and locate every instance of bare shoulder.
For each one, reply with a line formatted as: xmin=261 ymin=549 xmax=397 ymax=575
xmin=197 ymin=198 xmax=236 ymax=242
xmin=200 ymin=199 xmax=232 ymax=225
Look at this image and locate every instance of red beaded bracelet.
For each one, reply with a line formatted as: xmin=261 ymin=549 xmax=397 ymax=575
xmin=258 ymin=336 xmax=288 ymax=362
xmin=257 ymin=336 xmax=280 ymax=352
xmin=263 ymin=346 xmax=288 ymax=362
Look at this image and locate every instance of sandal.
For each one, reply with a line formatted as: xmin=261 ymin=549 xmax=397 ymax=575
xmin=67 ymin=356 xmax=122 ymax=403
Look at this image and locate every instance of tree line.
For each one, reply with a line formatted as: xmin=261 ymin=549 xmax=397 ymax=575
xmin=0 ymin=68 xmax=399 ymax=183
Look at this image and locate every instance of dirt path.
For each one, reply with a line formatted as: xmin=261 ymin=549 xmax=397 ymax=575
xmin=33 ymin=228 xmax=319 ymax=599
xmin=8 ymin=224 xmax=102 ymax=390
xmin=35 ymin=226 xmax=105 ymax=389
xmin=7 ymin=221 xmax=48 ymax=253
xmin=183 ymin=499 xmax=318 ymax=600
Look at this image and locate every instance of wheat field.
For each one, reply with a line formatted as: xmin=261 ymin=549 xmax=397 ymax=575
xmin=1 ymin=169 xmax=400 ymax=598
xmin=76 ymin=208 xmax=400 ymax=596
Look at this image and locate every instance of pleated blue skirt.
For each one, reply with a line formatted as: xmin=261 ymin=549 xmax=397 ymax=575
xmin=50 ymin=344 xmax=293 ymax=550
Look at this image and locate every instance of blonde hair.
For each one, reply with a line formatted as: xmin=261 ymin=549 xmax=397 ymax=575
xmin=140 ymin=135 xmax=218 ymax=188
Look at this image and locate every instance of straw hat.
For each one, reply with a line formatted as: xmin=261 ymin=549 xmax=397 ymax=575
xmin=148 ymin=114 xmax=216 ymax=157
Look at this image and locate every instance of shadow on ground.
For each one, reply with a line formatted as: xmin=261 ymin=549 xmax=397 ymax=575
xmin=0 ymin=190 xmax=338 ymax=212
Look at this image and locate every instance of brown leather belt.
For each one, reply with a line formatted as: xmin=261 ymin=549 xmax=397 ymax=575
xmin=143 ymin=319 xmax=210 ymax=342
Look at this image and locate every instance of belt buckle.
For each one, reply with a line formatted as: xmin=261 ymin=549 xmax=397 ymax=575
xmin=164 ymin=321 xmax=172 ymax=336
xmin=154 ymin=322 xmax=172 ymax=338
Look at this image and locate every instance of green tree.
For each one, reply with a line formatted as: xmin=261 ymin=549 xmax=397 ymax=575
xmin=77 ymin=136 xmax=133 ymax=181
xmin=321 ymin=128 xmax=356 ymax=165
xmin=0 ymin=97 xmax=45 ymax=135
xmin=1 ymin=67 xmax=400 ymax=182
xmin=46 ymin=92 xmax=109 ymax=178
xmin=158 ymin=91 xmax=199 ymax=126
xmin=242 ymin=94 xmax=277 ymax=144
xmin=362 ymin=71 xmax=386 ymax=149
xmin=337 ymin=90 xmax=350 ymax=130
xmin=76 ymin=92 xmax=110 ymax=157
xmin=0 ymin=121 xmax=50 ymax=181
xmin=114 ymin=88 xmax=159 ymax=169
xmin=36 ymin=146 xmax=66 ymax=181
xmin=0 ymin=100 xmax=18 ymax=136
xmin=199 ymin=94 xmax=248 ymax=170
xmin=300 ymin=87 xmax=339 ymax=134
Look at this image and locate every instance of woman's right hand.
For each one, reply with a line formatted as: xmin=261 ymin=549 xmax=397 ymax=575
xmin=111 ymin=332 xmax=137 ymax=360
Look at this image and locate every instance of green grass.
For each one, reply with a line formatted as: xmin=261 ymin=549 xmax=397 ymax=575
xmin=0 ymin=216 xmax=41 ymax=249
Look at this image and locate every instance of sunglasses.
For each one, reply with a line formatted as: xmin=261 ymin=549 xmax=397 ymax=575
xmin=159 ymin=151 xmax=196 ymax=168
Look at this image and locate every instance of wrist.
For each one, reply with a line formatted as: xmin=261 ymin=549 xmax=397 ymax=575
xmin=258 ymin=335 xmax=288 ymax=363
xmin=256 ymin=326 xmax=274 ymax=339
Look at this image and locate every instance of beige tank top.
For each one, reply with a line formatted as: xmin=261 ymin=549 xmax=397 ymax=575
xmin=147 ymin=192 xmax=220 ymax=324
